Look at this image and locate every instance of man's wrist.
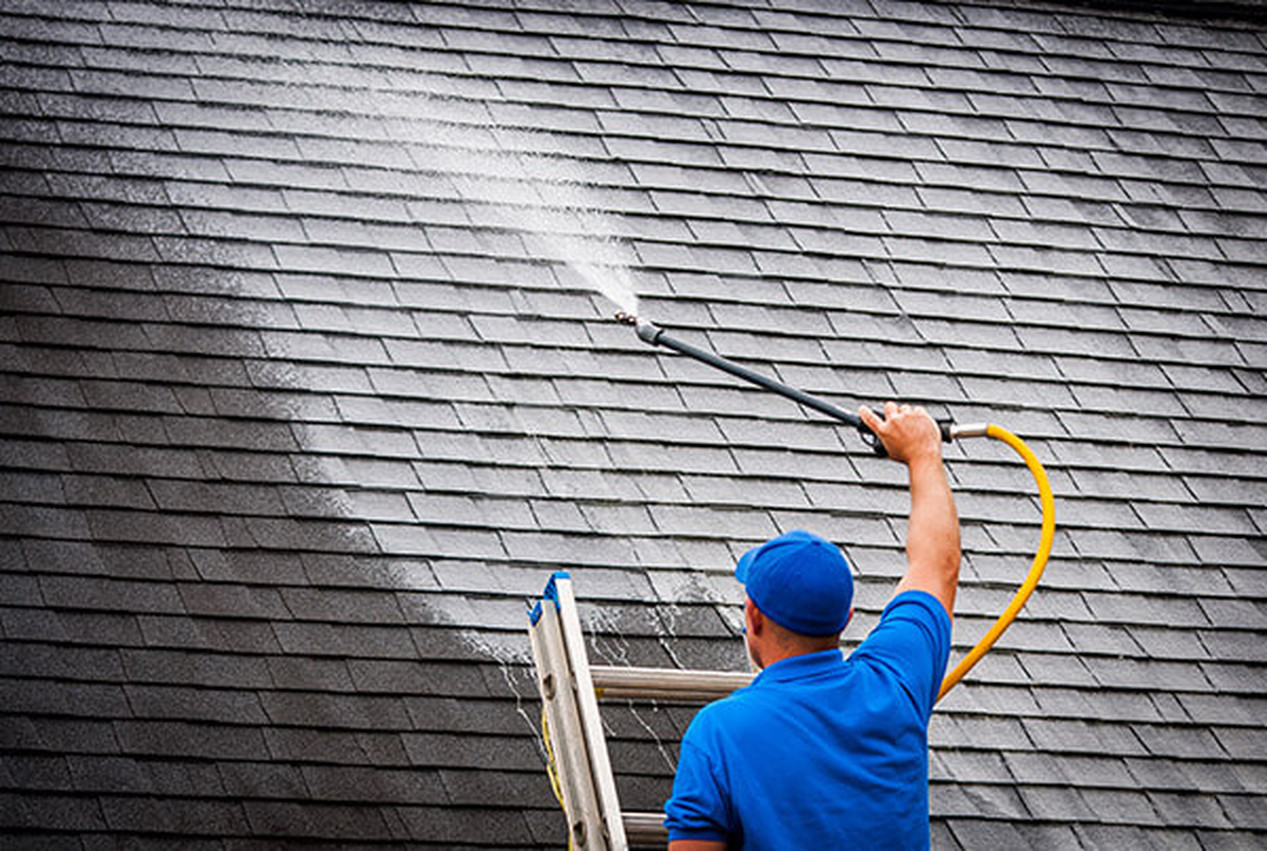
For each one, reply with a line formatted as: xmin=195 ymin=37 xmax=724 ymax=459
xmin=906 ymin=453 xmax=944 ymax=476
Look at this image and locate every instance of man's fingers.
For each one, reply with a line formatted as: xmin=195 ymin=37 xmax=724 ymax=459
xmin=862 ymin=401 xmax=934 ymax=432
xmin=858 ymin=404 xmax=881 ymax=432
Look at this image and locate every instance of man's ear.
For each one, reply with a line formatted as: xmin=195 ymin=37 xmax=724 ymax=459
xmin=745 ymin=598 xmax=764 ymax=636
xmin=845 ymin=607 xmax=854 ymax=630
xmin=739 ymin=602 xmax=760 ymax=635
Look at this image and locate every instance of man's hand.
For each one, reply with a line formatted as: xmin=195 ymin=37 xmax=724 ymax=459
xmin=859 ymin=401 xmax=961 ymax=619
xmin=858 ymin=401 xmax=942 ymax=467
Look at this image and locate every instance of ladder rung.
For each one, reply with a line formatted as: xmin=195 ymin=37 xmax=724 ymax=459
xmin=621 ymin=811 xmax=668 ymax=846
xmin=591 ymin=665 xmax=754 ymax=701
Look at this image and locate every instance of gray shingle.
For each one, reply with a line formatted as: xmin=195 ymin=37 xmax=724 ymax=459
xmin=1218 ymin=794 xmax=1267 ymax=831
xmin=1081 ymin=787 xmax=1164 ymax=826
xmin=1019 ymin=784 xmax=1098 ymax=822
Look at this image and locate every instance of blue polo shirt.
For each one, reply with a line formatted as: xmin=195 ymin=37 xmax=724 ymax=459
xmin=664 ymin=590 xmax=952 ymax=850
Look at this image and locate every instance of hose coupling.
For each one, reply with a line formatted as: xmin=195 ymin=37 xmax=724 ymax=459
xmin=636 ymin=320 xmax=664 ymax=346
xmin=949 ymin=423 xmax=990 ymax=440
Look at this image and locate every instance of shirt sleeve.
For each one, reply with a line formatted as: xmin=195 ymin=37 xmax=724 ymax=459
xmin=850 ymin=589 xmax=952 ymax=721
xmin=663 ymin=733 xmax=731 ymax=843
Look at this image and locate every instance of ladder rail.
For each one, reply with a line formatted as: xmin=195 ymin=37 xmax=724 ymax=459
xmin=529 ymin=594 xmax=608 ymax=848
xmin=553 ymin=577 xmax=630 ymax=850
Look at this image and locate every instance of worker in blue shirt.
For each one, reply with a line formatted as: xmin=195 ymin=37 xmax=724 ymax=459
xmin=665 ymin=402 xmax=960 ymax=850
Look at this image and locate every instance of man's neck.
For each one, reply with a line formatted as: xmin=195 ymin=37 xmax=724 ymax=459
xmin=756 ymin=641 xmax=840 ymax=670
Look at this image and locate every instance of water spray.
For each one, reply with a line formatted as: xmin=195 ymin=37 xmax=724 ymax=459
xmin=614 ymin=311 xmax=1055 ymax=700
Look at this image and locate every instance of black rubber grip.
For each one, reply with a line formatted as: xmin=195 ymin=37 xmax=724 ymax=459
xmin=857 ymin=414 xmax=955 ymax=458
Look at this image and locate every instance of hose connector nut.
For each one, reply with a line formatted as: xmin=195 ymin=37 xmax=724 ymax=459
xmin=635 ymin=319 xmax=664 ymax=346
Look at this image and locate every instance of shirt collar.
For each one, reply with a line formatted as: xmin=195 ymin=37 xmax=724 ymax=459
xmin=751 ymin=648 xmax=844 ymax=685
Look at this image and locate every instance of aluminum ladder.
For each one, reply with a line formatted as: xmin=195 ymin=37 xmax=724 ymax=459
xmin=527 ymin=571 xmax=752 ymax=849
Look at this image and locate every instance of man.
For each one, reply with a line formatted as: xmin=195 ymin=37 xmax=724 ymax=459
xmin=664 ymin=402 xmax=960 ymax=850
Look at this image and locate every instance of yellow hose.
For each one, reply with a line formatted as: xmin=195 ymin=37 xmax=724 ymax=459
xmin=540 ymin=705 xmax=574 ymax=850
xmin=937 ymin=423 xmax=1056 ymax=701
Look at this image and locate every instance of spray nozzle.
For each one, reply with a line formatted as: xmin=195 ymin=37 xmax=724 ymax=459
xmin=615 ymin=312 xmax=665 ymax=346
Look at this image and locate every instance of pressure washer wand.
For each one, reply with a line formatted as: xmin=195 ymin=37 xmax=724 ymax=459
xmin=617 ymin=313 xmax=907 ymax=454
xmin=616 ymin=312 xmax=1056 ymax=700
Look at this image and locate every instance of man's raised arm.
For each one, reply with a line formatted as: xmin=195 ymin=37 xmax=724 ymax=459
xmin=859 ymin=402 xmax=961 ymax=620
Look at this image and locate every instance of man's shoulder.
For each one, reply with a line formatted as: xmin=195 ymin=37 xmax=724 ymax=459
xmin=854 ymin=589 xmax=952 ymax=660
xmin=684 ymin=680 xmax=768 ymax=740
xmin=849 ymin=588 xmax=954 ymax=719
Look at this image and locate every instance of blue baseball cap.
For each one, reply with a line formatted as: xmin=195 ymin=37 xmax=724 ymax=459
xmin=734 ymin=530 xmax=854 ymax=636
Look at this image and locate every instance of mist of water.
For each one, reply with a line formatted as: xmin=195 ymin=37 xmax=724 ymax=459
xmin=519 ymin=215 xmax=641 ymax=316
xmin=384 ymin=105 xmax=642 ymax=317
xmin=457 ymin=148 xmax=642 ymax=317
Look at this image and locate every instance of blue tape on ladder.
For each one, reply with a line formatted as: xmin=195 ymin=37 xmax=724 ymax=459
xmin=529 ymin=570 xmax=571 ymax=625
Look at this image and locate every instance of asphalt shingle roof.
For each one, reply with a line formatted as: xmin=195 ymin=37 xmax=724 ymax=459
xmin=1 ymin=0 xmax=1265 ymax=846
